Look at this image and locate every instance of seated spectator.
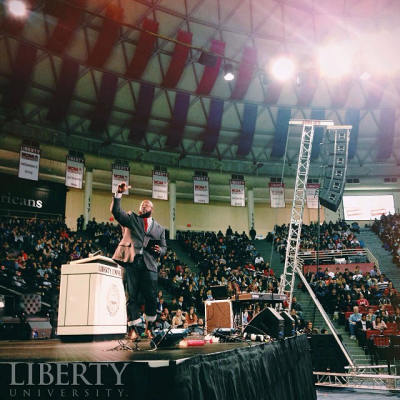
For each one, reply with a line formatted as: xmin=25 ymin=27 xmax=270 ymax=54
xmin=349 ymin=306 xmax=362 ymax=340
xmin=186 ymin=306 xmax=198 ymax=326
xmin=12 ymin=270 xmax=27 ymax=290
xmin=291 ymin=296 xmax=303 ymax=317
xmin=366 ymin=307 xmax=376 ymax=323
xmin=372 ymin=316 xmax=387 ymax=331
xmin=375 ymin=304 xmax=390 ymax=321
xmin=169 ymin=298 xmax=179 ymax=314
xmin=304 ymin=321 xmax=314 ymax=336
xmin=290 ymin=308 xmax=304 ymax=330
xmin=356 ymin=314 xmax=372 ymax=347
xmin=156 ymin=297 xmax=166 ymax=315
xmin=177 ymin=295 xmax=187 ymax=312
xmin=254 ymin=253 xmax=264 ymax=265
xmin=171 ymin=309 xmax=187 ymax=328
xmin=156 ymin=312 xmax=171 ymax=330
xmin=356 ymin=293 xmax=369 ymax=307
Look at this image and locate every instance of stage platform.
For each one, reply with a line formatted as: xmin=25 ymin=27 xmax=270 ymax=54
xmin=0 ymin=335 xmax=316 ymax=400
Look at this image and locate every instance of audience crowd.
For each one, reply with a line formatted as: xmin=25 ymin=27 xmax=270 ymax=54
xmin=3 ymin=212 xmax=399 ymax=348
xmin=372 ymin=213 xmax=400 ymax=267
xmin=0 ymin=216 xmax=100 ymax=305
xmin=273 ymin=220 xmax=364 ymax=263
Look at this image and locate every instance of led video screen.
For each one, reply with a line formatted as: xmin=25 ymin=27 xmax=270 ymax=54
xmin=343 ymin=195 xmax=395 ymax=220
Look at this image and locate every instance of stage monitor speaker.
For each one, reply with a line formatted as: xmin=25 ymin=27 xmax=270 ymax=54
xmin=309 ymin=334 xmax=347 ymax=372
xmin=244 ymin=307 xmax=284 ymax=339
xmin=205 ymin=300 xmax=233 ymax=334
xmin=280 ymin=311 xmax=296 ymax=337
xmin=319 ymin=127 xmax=350 ymax=212
xmin=26 ymin=317 xmax=52 ymax=339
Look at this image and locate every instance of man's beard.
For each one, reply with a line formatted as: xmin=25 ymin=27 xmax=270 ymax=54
xmin=139 ymin=211 xmax=151 ymax=218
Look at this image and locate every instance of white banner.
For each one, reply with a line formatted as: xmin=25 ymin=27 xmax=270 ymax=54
xmin=306 ymin=183 xmax=320 ymax=209
xmin=18 ymin=144 xmax=40 ymax=181
xmin=65 ymin=155 xmax=84 ymax=189
xmin=193 ymin=176 xmax=209 ymax=204
xmin=269 ymin=182 xmax=285 ymax=208
xmin=230 ymin=179 xmax=245 ymax=207
xmin=112 ymin=162 xmax=130 ymax=194
xmin=152 ymin=170 xmax=168 ymax=200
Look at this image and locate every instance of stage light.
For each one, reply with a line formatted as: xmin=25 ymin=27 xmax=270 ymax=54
xmin=270 ymin=57 xmax=295 ymax=81
xmin=317 ymin=43 xmax=354 ymax=79
xmin=223 ymin=64 xmax=235 ymax=81
xmin=6 ymin=0 xmax=28 ymax=18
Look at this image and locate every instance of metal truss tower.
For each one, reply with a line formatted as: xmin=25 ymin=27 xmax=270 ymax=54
xmin=278 ymin=119 xmax=333 ymax=309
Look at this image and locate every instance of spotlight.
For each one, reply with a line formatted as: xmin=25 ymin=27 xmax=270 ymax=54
xmin=198 ymin=52 xmax=217 ymax=67
xmin=6 ymin=0 xmax=28 ymax=18
xmin=223 ymin=63 xmax=235 ymax=81
xmin=270 ymin=57 xmax=295 ymax=81
xmin=317 ymin=43 xmax=354 ymax=79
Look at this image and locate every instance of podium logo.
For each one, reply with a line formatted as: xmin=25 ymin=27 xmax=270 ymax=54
xmin=106 ymin=284 xmax=120 ymax=317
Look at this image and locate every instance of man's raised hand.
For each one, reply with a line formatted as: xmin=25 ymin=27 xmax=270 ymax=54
xmin=117 ymin=182 xmax=131 ymax=194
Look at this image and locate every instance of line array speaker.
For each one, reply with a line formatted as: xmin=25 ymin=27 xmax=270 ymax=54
xmin=319 ymin=127 xmax=351 ymax=212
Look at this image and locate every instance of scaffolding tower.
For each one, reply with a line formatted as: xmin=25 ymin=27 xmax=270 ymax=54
xmin=278 ymin=119 xmax=333 ymax=308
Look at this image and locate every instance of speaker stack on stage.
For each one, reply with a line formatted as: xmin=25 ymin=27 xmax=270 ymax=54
xmin=319 ymin=125 xmax=351 ymax=212
xmin=244 ymin=307 xmax=285 ymax=340
xmin=280 ymin=310 xmax=296 ymax=337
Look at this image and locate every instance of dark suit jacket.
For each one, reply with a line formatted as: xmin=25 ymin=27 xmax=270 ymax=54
xmin=356 ymin=320 xmax=373 ymax=332
xmin=111 ymin=196 xmax=167 ymax=272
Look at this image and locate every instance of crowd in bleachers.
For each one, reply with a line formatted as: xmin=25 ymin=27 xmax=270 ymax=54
xmin=3 ymin=212 xmax=400 ymax=350
xmin=372 ymin=213 xmax=400 ymax=266
xmin=158 ymin=228 xmax=280 ymax=326
xmin=302 ymin=247 xmax=400 ymax=352
xmin=0 ymin=216 xmax=100 ymax=305
xmin=273 ymin=220 xmax=364 ymax=263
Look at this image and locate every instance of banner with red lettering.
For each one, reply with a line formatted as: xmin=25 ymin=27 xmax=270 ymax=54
xmin=18 ymin=144 xmax=40 ymax=181
xmin=230 ymin=179 xmax=245 ymax=207
xmin=193 ymin=176 xmax=209 ymax=204
xmin=152 ymin=170 xmax=168 ymax=200
xmin=269 ymin=182 xmax=285 ymax=208
xmin=112 ymin=162 xmax=130 ymax=194
xmin=65 ymin=154 xmax=84 ymax=189
xmin=306 ymin=183 xmax=320 ymax=209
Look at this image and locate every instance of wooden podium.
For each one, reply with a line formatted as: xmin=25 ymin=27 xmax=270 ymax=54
xmin=57 ymin=255 xmax=127 ymax=337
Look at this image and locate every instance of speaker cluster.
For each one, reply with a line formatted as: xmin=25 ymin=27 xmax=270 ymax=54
xmin=319 ymin=127 xmax=351 ymax=212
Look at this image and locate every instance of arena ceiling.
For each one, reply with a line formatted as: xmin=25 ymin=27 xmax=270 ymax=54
xmin=0 ymin=0 xmax=400 ymax=185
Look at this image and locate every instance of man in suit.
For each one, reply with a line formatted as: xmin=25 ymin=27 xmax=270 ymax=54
xmin=355 ymin=313 xmax=373 ymax=347
xmin=111 ymin=182 xmax=167 ymax=340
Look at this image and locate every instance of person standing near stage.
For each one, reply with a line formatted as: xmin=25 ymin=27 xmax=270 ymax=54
xmin=111 ymin=182 xmax=167 ymax=340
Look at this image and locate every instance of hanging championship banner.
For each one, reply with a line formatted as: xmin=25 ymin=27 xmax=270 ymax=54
xmin=152 ymin=170 xmax=168 ymax=200
xmin=18 ymin=144 xmax=40 ymax=181
xmin=65 ymin=154 xmax=84 ymax=189
xmin=306 ymin=183 xmax=320 ymax=209
xmin=230 ymin=179 xmax=245 ymax=207
xmin=193 ymin=176 xmax=209 ymax=204
xmin=269 ymin=182 xmax=285 ymax=208
xmin=112 ymin=162 xmax=130 ymax=194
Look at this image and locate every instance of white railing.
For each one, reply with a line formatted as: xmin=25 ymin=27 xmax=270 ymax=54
xmin=298 ymin=248 xmax=379 ymax=269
